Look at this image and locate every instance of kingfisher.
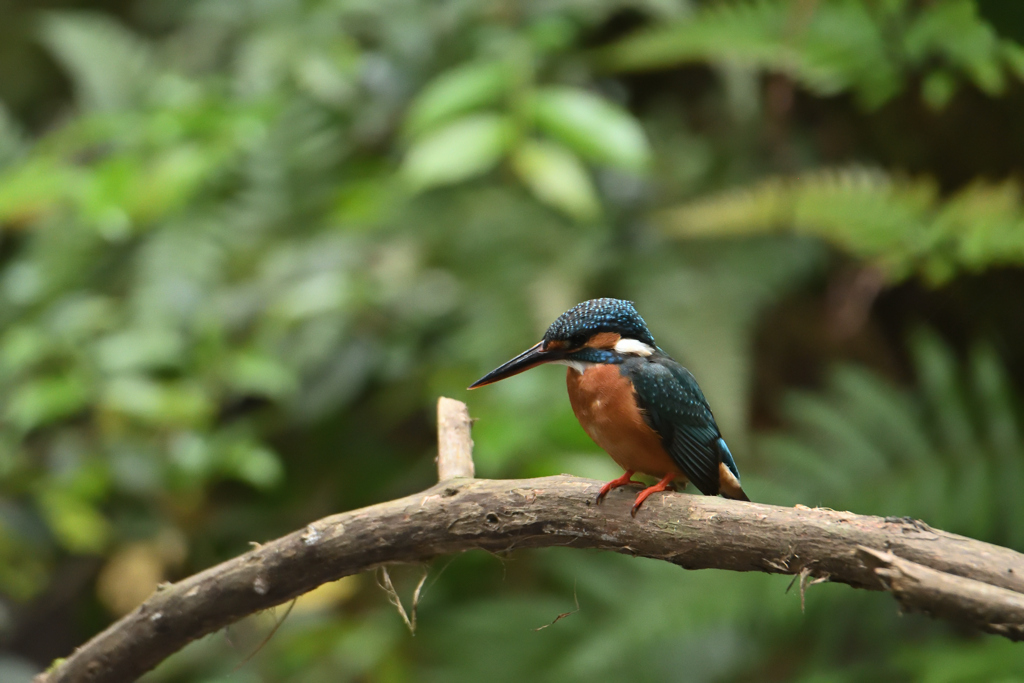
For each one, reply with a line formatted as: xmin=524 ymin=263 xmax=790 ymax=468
xmin=469 ymin=298 xmax=748 ymax=515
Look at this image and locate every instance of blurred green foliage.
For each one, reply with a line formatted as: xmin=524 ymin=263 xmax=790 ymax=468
xmin=2 ymin=0 xmax=1024 ymax=681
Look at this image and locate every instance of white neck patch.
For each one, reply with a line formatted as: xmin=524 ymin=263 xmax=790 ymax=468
xmin=553 ymin=358 xmax=595 ymax=374
xmin=614 ymin=338 xmax=655 ymax=357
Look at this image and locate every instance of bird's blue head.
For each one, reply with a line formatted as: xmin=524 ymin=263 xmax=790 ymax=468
xmin=542 ymin=298 xmax=655 ymax=349
xmin=469 ymin=298 xmax=657 ymax=388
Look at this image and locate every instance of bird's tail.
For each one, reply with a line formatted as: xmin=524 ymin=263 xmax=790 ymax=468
xmin=715 ymin=438 xmax=750 ymax=502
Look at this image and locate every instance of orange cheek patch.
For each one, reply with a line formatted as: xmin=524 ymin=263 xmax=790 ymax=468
xmin=544 ymin=339 xmax=566 ymax=350
xmin=587 ymin=332 xmax=621 ymax=349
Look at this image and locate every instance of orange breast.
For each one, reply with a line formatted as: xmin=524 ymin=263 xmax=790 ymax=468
xmin=566 ymin=365 xmax=684 ymax=480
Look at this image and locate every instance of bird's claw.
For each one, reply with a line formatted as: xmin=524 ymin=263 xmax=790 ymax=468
xmin=629 ymin=474 xmax=678 ymax=517
xmin=595 ymin=471 xmax=644 ymax=505
xmin=630 ymin=493 xmax=654 ymax=517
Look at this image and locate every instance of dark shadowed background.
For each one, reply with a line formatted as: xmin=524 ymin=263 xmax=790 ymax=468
xmin=2 ymin=0 xmax=1024 ymax=681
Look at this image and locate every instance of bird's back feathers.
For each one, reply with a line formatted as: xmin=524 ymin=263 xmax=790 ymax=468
xmin=624 ymin=354 xmax=747 ymax=499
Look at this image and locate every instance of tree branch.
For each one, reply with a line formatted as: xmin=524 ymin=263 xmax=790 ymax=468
xmin=37 ymin=399 xmax=1024 ymax=683
xmin=857 ymin=547 xmax=1024 ymax=640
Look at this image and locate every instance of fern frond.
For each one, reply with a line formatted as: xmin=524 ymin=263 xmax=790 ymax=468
xmin=763 ymin=331 xmax=1024 ymax=547
xmin=38 ymin=12 xmax=158 ymax=112
xmin=658 ymin=167 xmax=1024 ymax=284
xmin=903 ymin=0 xmax=1004 ymax=95
xmin=600 ymin=0 xmax=1023 ymax=109
xmin=600 ymin=0 xmax=888 ymax=95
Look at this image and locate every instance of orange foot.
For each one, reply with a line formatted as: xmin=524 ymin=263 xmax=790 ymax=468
xmin=631 ymin=473 xmax=677 ymax=517
xmin=596 ymin=470 xmax=645 ymax=504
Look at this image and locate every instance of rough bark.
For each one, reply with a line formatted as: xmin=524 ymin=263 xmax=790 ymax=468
xmin=36 ymin=399 xmax=1024 ymax=683
xmin=858 ymin=547 xmax=1024 ymax=640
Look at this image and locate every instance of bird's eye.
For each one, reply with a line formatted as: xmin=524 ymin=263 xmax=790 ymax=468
xmin=569 ymin=334 xmax=587 ymax=348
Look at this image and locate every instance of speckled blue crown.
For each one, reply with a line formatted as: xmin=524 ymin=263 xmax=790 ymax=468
xmin=543 ymin=298 xmax=655 ymax=346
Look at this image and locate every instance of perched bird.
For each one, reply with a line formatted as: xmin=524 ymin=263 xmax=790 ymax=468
xmin=469 ymin=298 xmax=748 ymax=515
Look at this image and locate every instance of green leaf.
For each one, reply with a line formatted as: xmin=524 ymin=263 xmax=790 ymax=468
xmin=101 ymin=377 xmax=212 ymax=427
xmin=0 ymin=158 xmax=83 ymax=223
xmin=511 ymin=139 xmax=600 ymax=221
xmin=527 ymin=16 xmax=578 ymax=54
xmin=401 ymin=114 xmax=514 ymax=191
xmin=922 ymin=70 xmax=957 ymax=111
xmin=4 ymin=375 xmax=91 ymax=431
xmin=222 ymin=440 xmax=283 ymax=489
xmin=170 ymin=432 xmax=212 ymax=478
xmin=227 ymin=351 xmax=298 ymax=399
xmin=0 ymin=326 xmax=52 ymax=375
xmin=129 ymin=146 xmax=224 ymax=223
xmin=38 ymin=489 xmax=111 ymax=554
xmin=405 ymin=61 xmax=510 ymax=138
xmin=272 ymin=271 xmax=347 ymax=320
xmin=528 ymin=87 xmax=649 ymax=171
xmin=94 ymin=328 xmax=183 ymax=373
xmin=1001 ymin=40 xmax=1024 ymax=81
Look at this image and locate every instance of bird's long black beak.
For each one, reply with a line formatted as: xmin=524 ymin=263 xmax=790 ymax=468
xmin=468 ymin=341 xmax=561 ymax=389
